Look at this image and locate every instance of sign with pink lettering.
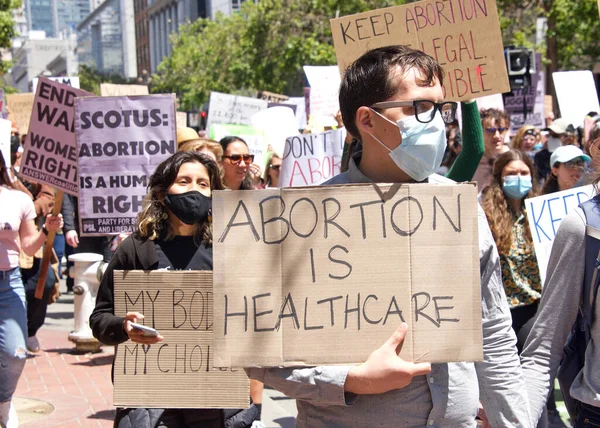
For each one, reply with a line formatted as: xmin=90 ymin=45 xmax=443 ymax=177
xmin=330 ymin=0 xmax=510 ymax=101
xmin=20 ymin=76 xmax=91 ymax=195
xmin=279 ymin=129 xmax=345 ymax=187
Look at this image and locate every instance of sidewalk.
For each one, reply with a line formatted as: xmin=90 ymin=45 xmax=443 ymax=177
xmin=13 ymin=282 xmax=298 ymax=427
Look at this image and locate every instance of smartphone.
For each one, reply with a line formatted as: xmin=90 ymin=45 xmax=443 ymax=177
xmin=130 ymin=322 xmax=159 ymax=337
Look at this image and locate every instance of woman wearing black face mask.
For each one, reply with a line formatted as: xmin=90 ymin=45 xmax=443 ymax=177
xmin=90 ymin=152 xmax=260 ymax=428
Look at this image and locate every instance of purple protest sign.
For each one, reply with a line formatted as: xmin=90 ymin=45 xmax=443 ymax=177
xmin=75 ymin=95 xmax=176 ymax=236
xmin=20 ymin=76 xmax=91 ymax=195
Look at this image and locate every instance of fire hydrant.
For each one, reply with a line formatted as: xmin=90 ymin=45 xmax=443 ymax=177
xmin=67 ymin=253 xmax=106 ymax=353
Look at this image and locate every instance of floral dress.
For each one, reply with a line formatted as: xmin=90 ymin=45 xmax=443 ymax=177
xmin=500 ymin=211 xmax=542 ymax=308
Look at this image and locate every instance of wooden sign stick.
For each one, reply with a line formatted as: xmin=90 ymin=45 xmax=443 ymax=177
xmin=35 ymin=190 xmax=64 ymax=299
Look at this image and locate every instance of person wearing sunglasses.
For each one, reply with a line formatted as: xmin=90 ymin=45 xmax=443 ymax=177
xmin=534 ymin=118 xmax=576 ymax=185
xmin=513 ymin=126 xmax=542 ymax=155
xmin=219 ymin=136 xmax=262 ymax=190
xmin=540 ymin=145 xmax=590 ymax=195
xmin=473 ymin=108 xmax=510 ymax=191
xmin=245 ymin=45 xmax=529 ymax=428
xmin=264 ymin=153 xmax=282 ymax=188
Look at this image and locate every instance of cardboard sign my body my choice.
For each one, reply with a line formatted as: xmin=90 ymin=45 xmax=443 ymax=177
xmin=75 ymin=95 xmax=176 ymax=235
xmin=330 ymin=0 xmax=509 ymax=101
xmin=113 ymin=270 xmax=249 ymax=409
xmin=280 ymin=129 xmax=345 ymax=187
xmin=20 ymin=77 xmax=91 ymax=195
xmin=526 ymin=185 xmax=595 ymax=284
xmin=206 ymin=92 xmax=268 ymax=132
xmin=6 ymin=93 xmax=34 ymax=134
xmin=213 ymin=183 xmax=482 ymax=367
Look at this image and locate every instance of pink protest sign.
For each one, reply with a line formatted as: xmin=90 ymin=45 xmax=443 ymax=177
xmin=75 ymin=95 xmax=176 ymax=236
xmin=280 ymin=129 xmax=345 ymax=187
xmin=20 ymin=76 xmax=91 ymax=195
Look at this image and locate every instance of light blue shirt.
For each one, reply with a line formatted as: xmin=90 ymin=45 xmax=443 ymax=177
xmin=246 ymin=153 xmax=531 ymax=427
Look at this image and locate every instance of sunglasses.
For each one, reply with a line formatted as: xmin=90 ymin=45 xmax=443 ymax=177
xmin=269 ymin=164 xmax=281 ymax=171
xmin=563 ymin=159 xmax=585 ymax=170
xmin=223 ymin=154 xmax=254 ymax=165
xmin=485 ymin=127 xmax=507 ymax=134
xmin=524 ymin=129 xmax=539 ymax=137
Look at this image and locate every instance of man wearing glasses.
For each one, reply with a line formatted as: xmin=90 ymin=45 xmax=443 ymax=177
xmin=246 ymin=45 xmax=530 ymax=427
xmin=473 ymin=109 xmax=510 ymax=191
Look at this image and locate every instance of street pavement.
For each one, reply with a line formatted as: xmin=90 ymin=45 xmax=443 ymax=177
xmin=14 ymin=279 xmax=297 ymax=427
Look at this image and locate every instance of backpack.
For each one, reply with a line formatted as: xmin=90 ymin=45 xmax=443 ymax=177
xmin=556 ymin=194 xmax=600 ymax=419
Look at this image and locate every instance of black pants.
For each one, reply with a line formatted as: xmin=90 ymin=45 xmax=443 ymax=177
xmin=22 ymin=258 xmax=57 ymax=337
xmin=577 ymin=402 xmax=600 ymax=427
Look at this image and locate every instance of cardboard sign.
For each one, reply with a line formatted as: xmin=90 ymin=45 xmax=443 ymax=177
xmin=210 ymin=123 xmax=269 ymax=170
xmin=526 ymin=185 xmax=595 ymax=284
xmin=206 ymin=92 xmax=268 ymax=132
xmin=6 ymin=93 xmax=34 ymax=134
xmin=75 ymin=95 xmax=176 ymax=235
xmin=280 ymin=129 xmax=345 ymax=187
xmin=32 ymin=76 xmax=80 ymax=92
xmin=544 ymin=95 xmax=553 ymax=118
xmin=213 ymin=183 xmax=483 ymax=367
xmin=303 ymin=66 xmax=341 ymax=127
xmin=100 ymin=84 xmax=149 ymax=97
xmin=257 ymin=91 xmax=289 ymax=103
xmin=0 ymin=118 xmax=11 ymax=167
xmin=176 ymin=111 xmax=187 ymax=128
xmin=553 ymin=71 xmax=600 ymax=129
xmin=330 ymin=0 xmax=509 ymax=101
xmin=20 ymin=77 xmax=91 ymax=195
xmin=113 ymin=270 xmax=250 ymax=409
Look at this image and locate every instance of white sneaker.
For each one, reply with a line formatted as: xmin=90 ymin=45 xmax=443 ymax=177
xmin=27 ymin=335 xmax=40 ymax=353
xmin=0 ymin=400 xmax=18 ymax=428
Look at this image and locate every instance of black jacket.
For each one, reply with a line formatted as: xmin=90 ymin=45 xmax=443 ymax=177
xmin=90 ymin=234 xmax=257 ymax=428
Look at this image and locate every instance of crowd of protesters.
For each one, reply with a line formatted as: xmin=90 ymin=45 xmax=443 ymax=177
xmin=2 ymin=44 xmax=600 ymax=428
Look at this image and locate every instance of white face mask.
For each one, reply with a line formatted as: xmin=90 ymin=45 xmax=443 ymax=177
xmin=547 ymin=136 xmax=562 ymax=153
xmin=369 ymin=109 xmax=447 ymax=181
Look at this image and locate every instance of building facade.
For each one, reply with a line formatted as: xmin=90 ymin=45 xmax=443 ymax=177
xmin=140 ymin=0 xmax=248 ymax=74
xmin=24 ymin=0 xmax=92 ymax=38
xmin=77 ymin=0 xmax=137 ymax=79
xmin=11 ymin=37 xmax=77 ymax=92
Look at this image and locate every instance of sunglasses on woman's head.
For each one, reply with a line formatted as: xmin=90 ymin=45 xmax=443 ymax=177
xmin=223 ymin=154 xmax=254 ymax=165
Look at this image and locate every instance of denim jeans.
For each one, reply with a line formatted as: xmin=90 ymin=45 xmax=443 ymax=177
xmin=577 ymin=402 xmax=600 ymax=427
xmin=0 ymin=267 xmax=27 ymax=403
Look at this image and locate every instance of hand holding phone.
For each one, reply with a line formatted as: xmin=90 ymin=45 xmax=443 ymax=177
xmin=130 ymin=322 xmax=159 ymax=337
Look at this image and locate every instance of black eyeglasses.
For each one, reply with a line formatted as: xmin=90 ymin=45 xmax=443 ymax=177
xmin=269 ymin=164 xmax=281 ymax=171
xmin=370 ymin=100 xmax=458 ymax=124
xmin=485 ymin=127 xmax=508 ymax=135
xmin=223 ymin=154 xmax=254 ymax=165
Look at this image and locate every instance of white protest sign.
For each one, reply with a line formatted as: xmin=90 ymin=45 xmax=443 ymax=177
xmin=279 ymin=129 xmax=345 ymax=187
xmin=303 ymin=66 xmax=340 ymax=128
xmin=210 ymin=123 xmax=269 ymax=170
xmin=0 ymin=118 xmax=11 ymax=168
xmin=553 ymin=71 xmax=600 ymax=129
xmin=284 ymin=97 xmax=308 ymax=130
xmin=250 ymin=106 xmax=299 ymax=156
xmin=526 ymin=185 xmax=596 ymax=283
xmin=32 ymin=76 xmax=80 ymax=92
xmin=75 ymin=95 xmax=177 ymax=236
xmin=206 ymin=92 xmax=268 ymax=132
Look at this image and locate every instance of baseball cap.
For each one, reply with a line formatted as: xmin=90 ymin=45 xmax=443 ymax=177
xmin=550 ymin=145 xmax=591 ymax=167
xmin=176 ymin=127 xmax=200 ymax=146
xmin=545 ymin=118 xmax=575 ymax=135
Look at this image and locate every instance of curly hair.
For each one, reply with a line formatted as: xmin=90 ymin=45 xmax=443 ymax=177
xmin=136 ymin=151 xmax=223 ymax=245
xmin=481 ymin=149 xmax=537 ymax=255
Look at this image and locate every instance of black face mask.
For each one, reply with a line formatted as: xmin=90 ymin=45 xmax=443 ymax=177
xmin=164 ymin=191 xmax=211 ymax=225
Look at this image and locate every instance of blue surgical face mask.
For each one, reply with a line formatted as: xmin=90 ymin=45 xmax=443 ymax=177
xmin=502 ymin=175 xmax=532 ymax=200
xmin=533 ymin=142 xmax=543 ymax=151
xmin=369 ymin=109 xmax=447 ymax=182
